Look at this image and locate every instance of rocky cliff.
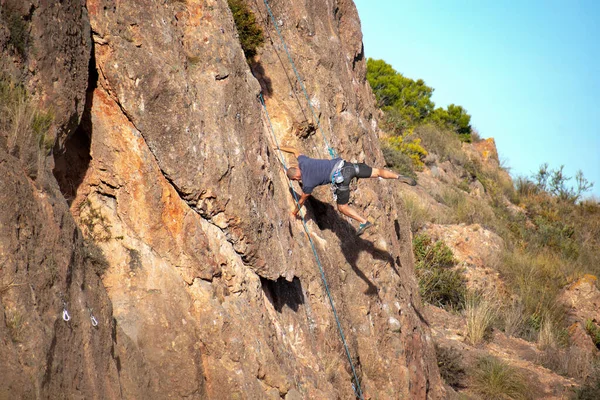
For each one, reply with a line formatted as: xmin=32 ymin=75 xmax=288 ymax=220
xmin=1 ymin=0 xmax=444 ymax=399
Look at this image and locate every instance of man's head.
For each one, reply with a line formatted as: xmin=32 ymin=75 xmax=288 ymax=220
xmin=286 ymin=166 xmax=301 ymax=181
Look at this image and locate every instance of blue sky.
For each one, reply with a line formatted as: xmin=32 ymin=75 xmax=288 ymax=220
xmin=354 ymin=0 xmax=600 ymax=198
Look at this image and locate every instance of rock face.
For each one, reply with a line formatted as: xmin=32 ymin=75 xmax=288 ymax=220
xmin=424 ymin=223 xmax=505 ymax=293
xmin=2 ymin=0 xmax=445 ymax=398
xmin=1 ymin=1 xmax=123 ymax=398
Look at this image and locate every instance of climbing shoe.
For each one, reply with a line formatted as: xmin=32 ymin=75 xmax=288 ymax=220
xmin=356 ymin=221 xmax=373 ymax=236
xmin=397 ymin=175 xmax=417 ymax=186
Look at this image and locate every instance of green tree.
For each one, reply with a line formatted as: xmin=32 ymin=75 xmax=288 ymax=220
xmin=366 ymin=58 xmax=473 ymax=142
xmin=366 ymin=58 xmax=435 ymax=127
xmin=431 ymin=104 xmax=473 ymax=141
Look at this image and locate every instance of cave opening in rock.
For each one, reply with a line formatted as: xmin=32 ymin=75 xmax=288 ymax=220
xmin=261 ymin=276 xmax=305 ymax=313
xmin=53 ymin=41 xmax=98 ymax=205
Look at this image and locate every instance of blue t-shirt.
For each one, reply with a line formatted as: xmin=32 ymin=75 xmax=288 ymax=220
xmin=298 ymin=155 xmax=342 ymax=194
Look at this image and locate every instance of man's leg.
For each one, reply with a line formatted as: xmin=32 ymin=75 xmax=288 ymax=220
xmin=369 ymin=166 xmax=417 ymax=186
xmin=370 ymin=168 xmax=399 ymax=179
xmin=337 ymin=204 xmax=367 ymax=224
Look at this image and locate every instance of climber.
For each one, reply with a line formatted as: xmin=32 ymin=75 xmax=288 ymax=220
xmin=278 ymin=146 xmax=417 ymax=236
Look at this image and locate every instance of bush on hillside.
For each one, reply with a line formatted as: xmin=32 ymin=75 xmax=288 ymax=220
xmin=413 ymin=234 xmax=466 ymax=310
xmin=385 ymin=129 xmax=427 ymax=169
xmin=398 ymin=191 xmax=433 ymax=233
xmin=382 ymin=145 xmax=416 ymax=178
xmin=465 ymin=292 xmax=497 ymax=345
xmin=585 ymin=319 xmax=600 ymax=349
xmin=534 ymin=163 xmax=593 ymax=203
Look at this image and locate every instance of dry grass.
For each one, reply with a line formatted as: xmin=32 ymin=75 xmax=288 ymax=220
xmin=6 ymin=309 xmax=25 ymax=343
xmin=0 ymin=75 xmax=54 ymax=178
xmin=465 ymin=292 xmax=497 ymax=345
xmin=539 ymin=346 xmax=600 ymax=380
xmin=436 ymin=187 xmax=501 ymax=233
xmin=497 ymin=249 xmax=569 ymax=340
xmin=472 ymin=356 xmax=530 ymax=400
xmin=414 ymin=124 xmax=467 ymax=166
xmin=500 ymin=300 xmax=526 ymax=338
xmin=400 ymin=191 xmax=434 ymax=232
xmin=537 ymin=318 xmax=558 ymax=350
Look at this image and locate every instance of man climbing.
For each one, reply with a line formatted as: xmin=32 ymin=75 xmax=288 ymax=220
xmin=278 ymin=146 xmax=416 ymax=235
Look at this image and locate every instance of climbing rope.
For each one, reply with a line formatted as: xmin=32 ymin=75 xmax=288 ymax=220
xmin=261 ymin=0 xmax=338 ymax=160
xmin=259 ymin=94 xmax=364 ymax=400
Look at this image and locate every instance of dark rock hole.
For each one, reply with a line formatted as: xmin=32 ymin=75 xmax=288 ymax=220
xmin=260 ymin=276 xmax=304 ymax=313
xmin=394 ymin=219 xmax=401 ymax=241
xmin=53 ymin=37 xmax=98 ymax=205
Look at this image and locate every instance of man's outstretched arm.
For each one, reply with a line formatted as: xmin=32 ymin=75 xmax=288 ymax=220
xmin=278 ymin=146 xmax=301 ymax=158
xmin=292 ymin=192 xmax=311 ymax=218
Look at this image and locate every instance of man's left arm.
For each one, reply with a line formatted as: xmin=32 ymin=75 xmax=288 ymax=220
xmin=292 ymin=192 xmax=311 ymax=218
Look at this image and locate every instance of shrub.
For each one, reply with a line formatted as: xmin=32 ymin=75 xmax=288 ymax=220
xmin=1 ymin=5 xmax=31 ymax=59
xmin=79 ymin=199 xmax=112 ymax=242
xmin=472 ymin=356 xmax=530 ymax=400
xmin=6 ymin=310 xmax=25 ymax=342
xmin=384 ymin=128 xmax=427 ymax=169
xmin=435 ymin=344 xmax=465 ymax=389
xmin=382 ymin=144 xmax=415 ymax=178
xmin=228 ymin=0 xmax=264 ymax=60
xmin=585 ymin=319 xmax=600 ymax=348
xmin=413 ymin=234 xmax=466 ymax=310
xmin=465 ymin=292 xmax=497 ymax=345
xmin=463 ymin=158 xmax=516 ymax=209
xmin=537 ymin=318 xmax=558 ymax=350
xmin=534 ymin=163 xmax=593 ymax=203
xmin=514 ymin=176 xmax=540 ymax=200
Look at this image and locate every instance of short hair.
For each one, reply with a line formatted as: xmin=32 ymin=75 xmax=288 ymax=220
xmin=287 ymin=166 xmax=299 ymax=180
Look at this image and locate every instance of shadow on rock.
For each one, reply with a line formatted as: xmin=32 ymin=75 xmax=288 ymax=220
xmin=250 ymin=60 xmax=273 ymax=97
xmin=289 ymin=188 xmax=399 ymax=295
xmin=53 ymin=39 xmax=98 ymax=205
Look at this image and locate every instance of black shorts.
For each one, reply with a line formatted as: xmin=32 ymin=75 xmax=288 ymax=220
xmin=334 ymin=162 xmax=372 ymax=205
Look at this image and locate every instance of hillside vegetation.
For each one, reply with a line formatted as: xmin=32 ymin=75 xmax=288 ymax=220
xmin=368 ymin=58 xmax=600 ymax=399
